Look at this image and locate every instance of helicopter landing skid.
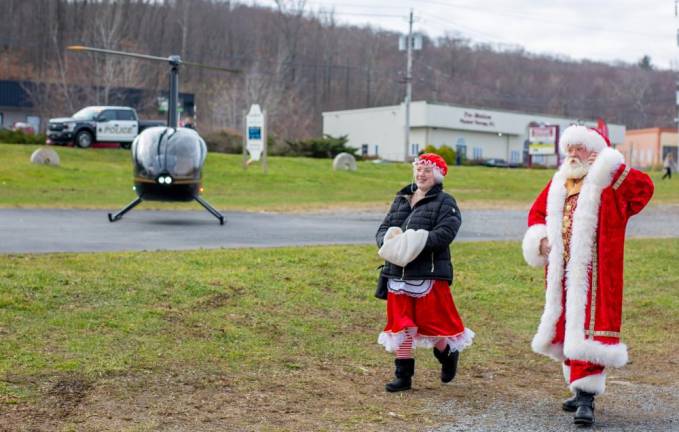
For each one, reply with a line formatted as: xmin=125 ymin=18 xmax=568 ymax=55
xmin=108 ymin=197 xmax=143 ymax=222
xmin=194 ymin=195 xmax=225 ymax=225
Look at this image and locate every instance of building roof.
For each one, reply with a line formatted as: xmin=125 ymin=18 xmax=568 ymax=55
xmin=626 ymin=127 xmax=677 ymax=135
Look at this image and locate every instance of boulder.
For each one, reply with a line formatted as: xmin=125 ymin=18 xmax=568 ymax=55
xmin=332 ymin=152 xmax=357 ymax=171
xmin=30 ymin=147 xmax=61 ymax=166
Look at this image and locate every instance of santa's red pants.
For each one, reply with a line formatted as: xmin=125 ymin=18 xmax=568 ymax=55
xmin=378 ymin=280 xmax=474 ymax=357
xmin=553 ymin=280 xmax=606 ymax=395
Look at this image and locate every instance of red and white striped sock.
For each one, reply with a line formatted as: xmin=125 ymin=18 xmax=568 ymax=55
xmin=396 ymin=328 xmax=416 ymax=359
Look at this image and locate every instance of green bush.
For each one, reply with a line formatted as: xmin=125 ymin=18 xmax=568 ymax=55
xmin=0 ymin=129 xmax=47 ymax=144
xmin=422 ymin=144 xmax=456 ymax=165
xmin=202 ymin=128 xmax=243 ymax=154
xmin=285 ymin=135 xmax=358 ymax=159
xmin=203 ymin=128 xmax=280 ymax=156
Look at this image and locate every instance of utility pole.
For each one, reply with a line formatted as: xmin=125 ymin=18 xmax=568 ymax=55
xmin=675 ymin=1 xmax=679 ymax=166
xmin=404 ymin=9 xmax=414 ymax=162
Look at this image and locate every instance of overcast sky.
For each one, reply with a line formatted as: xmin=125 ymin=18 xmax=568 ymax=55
xmin=257 ymin=0 xmax=679 ymax=69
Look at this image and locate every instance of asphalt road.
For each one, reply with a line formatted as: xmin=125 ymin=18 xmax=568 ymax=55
xmin=1 ymin=206 xmax=677 ymax=254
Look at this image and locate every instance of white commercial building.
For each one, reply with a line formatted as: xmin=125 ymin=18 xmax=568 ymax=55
xmin=322 ymin=101 xmax=625 ymax=165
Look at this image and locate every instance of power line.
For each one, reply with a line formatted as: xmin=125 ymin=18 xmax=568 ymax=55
xmin=299 ymin=0 xmax=668 ymax=42
xmin=410 ymin=0 xmax=667 ymax=40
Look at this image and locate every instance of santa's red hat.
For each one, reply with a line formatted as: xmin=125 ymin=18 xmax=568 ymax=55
xmin=559 ymin=125 xmax=610 ymax=154
xmin=413 ymin=153 xmax=448 ymax=183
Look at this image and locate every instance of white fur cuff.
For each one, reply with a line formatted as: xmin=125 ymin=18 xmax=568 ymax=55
xmin=564 ymin=339 xmax=628 ymax=368
xmin=522 ymin=224 xmax=548 ymax=267
xmin=570 ymin=373 xmax=606 ymax=396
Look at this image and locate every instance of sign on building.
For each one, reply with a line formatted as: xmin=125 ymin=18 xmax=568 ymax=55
xmin=528 ymin=125 xmax=558 ymax=155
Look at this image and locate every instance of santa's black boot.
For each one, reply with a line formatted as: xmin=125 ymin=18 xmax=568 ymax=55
xmin=433 ymin=346 xmax=459 ymax=383
xmin=573 ymin=390 xmax=595 ymax=426
xmin=562 ymin=394 xmax=577 ymax=412
xmin=385 ymin=358 xmax=414 ymax=392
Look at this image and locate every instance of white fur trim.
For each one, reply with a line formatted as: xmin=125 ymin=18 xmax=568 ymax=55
xmin=562 ymin=363 xmax=571 ymax=385
xmin=416 ymin=328 xmax=475 ymax=352
xmin=563 ymin=148 xmax=627 ymax=367
xmin=531 ymin=163 xmax=567 ymax=362
xmin=378 ymin=331 xmax=407 ymax=352
xmin=533 ymin=147 xmax=628 ymax=368
xmin=378 ymin=328 xmax=475 ymax=353
xmin=570 ymin=373 xmax=607 ymax=396
xmin=559 ymin=125 xmax=607 ymax=155
xmin=378 ymin=228 xmax=429 ymax=267
xmin=522 ymin=224 xmax=548 ymax=267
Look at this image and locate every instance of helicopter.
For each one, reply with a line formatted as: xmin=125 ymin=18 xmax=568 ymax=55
xmin=66 ymin=45 xmax=241 ymax=225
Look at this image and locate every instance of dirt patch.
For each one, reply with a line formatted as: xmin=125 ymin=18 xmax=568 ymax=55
xmin=194 ymin=284 xmax=246 ymax=310
xmin=47 ymin=376 xmax=92 ymax=419
xmin=1 ymin=354 xmax=677 ymax=431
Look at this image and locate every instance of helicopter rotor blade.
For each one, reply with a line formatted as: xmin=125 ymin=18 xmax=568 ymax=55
xmin=182 ymin=60 xmax=241 ymax=74
xmin=67 ymin=46 xmax=172 ymax=63
xmin=68 ymin=45 xmax=241 ymax=73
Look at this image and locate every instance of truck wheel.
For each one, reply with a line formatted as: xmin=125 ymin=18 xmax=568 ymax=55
xmin=75 ymin=130 xmax=93 ymax=148
xmin=120 ymin=142 xmax=131 ymax=150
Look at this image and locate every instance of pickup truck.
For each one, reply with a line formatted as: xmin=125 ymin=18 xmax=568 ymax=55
xmin=47 ymin=106 xmax=164 ymax=149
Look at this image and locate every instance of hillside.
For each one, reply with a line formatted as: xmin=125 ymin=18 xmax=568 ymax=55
xmin=1 ymin=0 xmax=674 ymax=141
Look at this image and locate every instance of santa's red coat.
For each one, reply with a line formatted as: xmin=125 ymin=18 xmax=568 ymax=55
xmin=522 ymin=147 xmax=654 ymax=368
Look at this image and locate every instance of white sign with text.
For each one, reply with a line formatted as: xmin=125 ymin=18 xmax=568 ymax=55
xmin=246 ymin=104 xmax=264 ymax=161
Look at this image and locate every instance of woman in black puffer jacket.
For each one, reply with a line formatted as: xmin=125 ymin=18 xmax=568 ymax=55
xmin=375 ymin=153 xmax=474 ymax=392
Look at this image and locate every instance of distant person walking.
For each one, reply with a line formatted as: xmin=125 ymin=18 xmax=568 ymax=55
xmin=375 ymin=153 xmax=474 ymax=392
xmin=522 ymin=125 xmax=654 ymax=427
xmin=662 ymin=153 xmax=674 ymax=180
xmin=181 ymin=116 xmax=195 ymax=130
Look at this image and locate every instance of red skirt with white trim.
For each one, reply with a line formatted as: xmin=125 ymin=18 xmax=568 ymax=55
xmin=378 ymin=279 xmax=474 ymax=352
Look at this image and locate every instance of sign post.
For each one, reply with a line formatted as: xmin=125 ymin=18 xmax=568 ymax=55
xmin=528 ymin=124 xmax=559 ymax=167
xmin=243 ymin=104 xmax=268 ymax=173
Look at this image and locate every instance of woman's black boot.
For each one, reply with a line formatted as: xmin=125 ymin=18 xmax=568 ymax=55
xmin=433 ymin=346 xmax=459 ymax=383
xmin=385 ymin=358 xmax=414 ymax=392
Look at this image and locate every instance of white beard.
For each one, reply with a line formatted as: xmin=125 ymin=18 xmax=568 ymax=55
xmin=561 ymin=157 xmax=590 ymax=179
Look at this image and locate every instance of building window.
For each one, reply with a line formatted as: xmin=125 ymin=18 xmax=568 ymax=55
xmin=510 ymin=150 xmax=521 ymax=163
xmin=0 ymin=112 xmax=4 ymax=128
xmin=361 ymin=144 xmax=368 ymax=156
xmin=473 ymin=147 xmax=483 ymax=160
xmin=374 ymin=144 xmax=379 ymax=156
xmin=411 ymin=143 xmax=420 ymax=156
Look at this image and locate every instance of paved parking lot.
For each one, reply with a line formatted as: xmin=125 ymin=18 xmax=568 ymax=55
xmin=1 ymin=206 xmax=676 ymax=253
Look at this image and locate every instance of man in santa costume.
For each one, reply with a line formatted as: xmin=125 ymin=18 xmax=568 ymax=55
xmin=522 ymin=125 xmax=654 ymax=426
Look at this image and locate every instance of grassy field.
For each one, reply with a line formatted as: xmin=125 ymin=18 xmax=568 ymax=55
xmin=1 ymin=239 xmax=677 ymax=430
xmin=3 ymin=143 xmax=676 ymax=211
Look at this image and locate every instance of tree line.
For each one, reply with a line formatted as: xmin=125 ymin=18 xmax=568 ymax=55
xmin=1 ymin=0 xmax=675 ymax=141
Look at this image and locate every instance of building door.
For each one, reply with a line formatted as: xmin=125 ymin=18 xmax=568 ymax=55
xmin=26 ymin=115 xmax=41 ymax=133
xmin=455 ymin=137 xmax=467 ymax=165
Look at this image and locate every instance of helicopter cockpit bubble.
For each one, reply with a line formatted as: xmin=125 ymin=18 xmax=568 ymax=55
xmin=132 ymin=126 xmax=206 ymax=181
